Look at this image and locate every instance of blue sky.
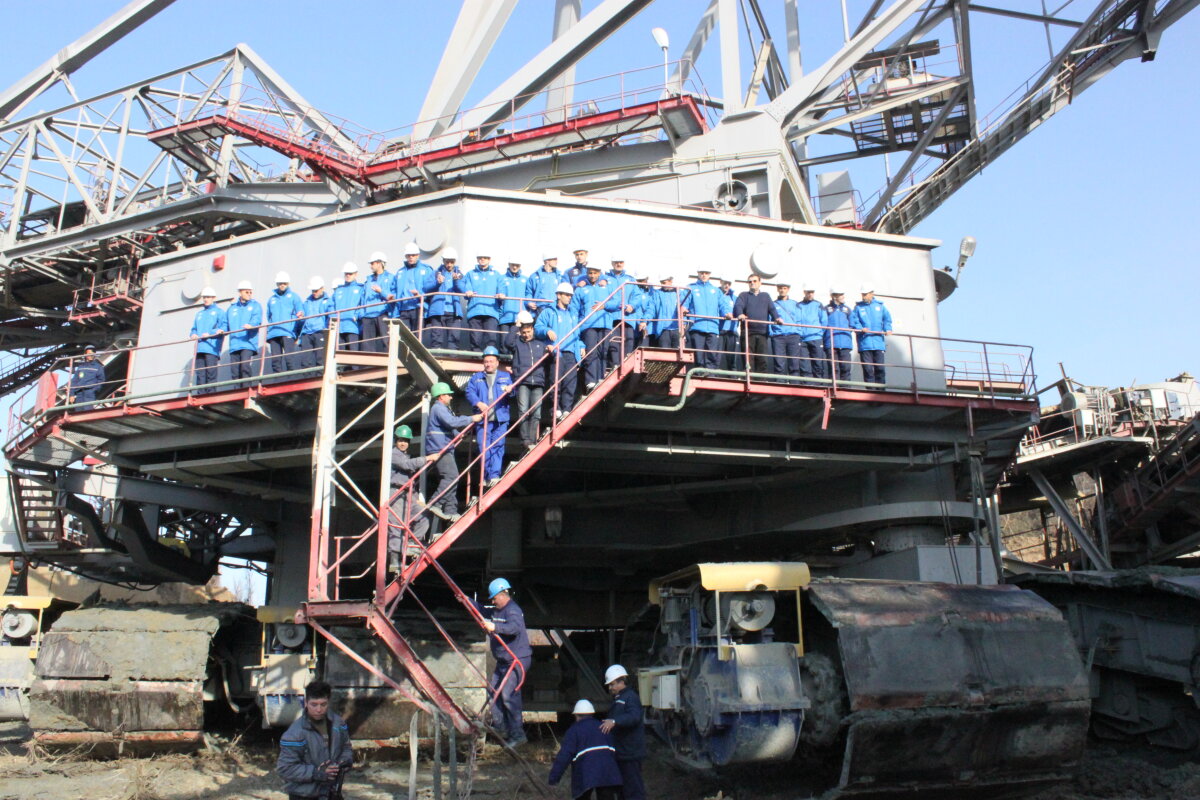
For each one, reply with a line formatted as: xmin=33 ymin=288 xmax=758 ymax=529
xmin=2 ymin=0 xmax=1195 ymax=390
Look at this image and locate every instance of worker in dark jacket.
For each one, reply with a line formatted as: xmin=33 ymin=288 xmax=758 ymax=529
xmin=425 ymin=382 xmax=483 ymax=522
xmin=732 ymin=274 xmax=777 ymax=374
xmin=480 ymin=577 xmax=532 ymax=746
xmin=548 ymin=699 xmax=623 ymax=800
xmin=277 ymin=680 xmax=352 ymax=800
xmin=388 ymin=425 xmax=439 ymax=566
xmin=504 ymin=310 xmax=546 ymax=448
xmin=600 ymin=664 xmax=646 ymax=800
xmin=465 ymin=346 xmax=513 ymax=487
xmin=68 ymin=344 xmax=105 ymax=410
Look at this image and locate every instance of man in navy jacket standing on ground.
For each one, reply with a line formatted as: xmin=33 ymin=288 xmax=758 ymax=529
xmin=600 ymin=664 xmax=646 ymax=800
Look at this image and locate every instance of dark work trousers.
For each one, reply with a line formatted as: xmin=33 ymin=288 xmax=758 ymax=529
xmin=359 ymin=316 xmax=388 ymax=353
xmin=388 ymin=490 xmax=430 ymax=548
xmin=71 ymin=389 xmax=97 ymax=411
xmin=831 ymin=347 xmax=853 ymax=381
xmin=747 ymin=333 xmax=771 ymax=374
xmin=688 ymin=330 xmax=719 ymax=369
xmin=267 ymin=336 xmax=296 ymax=376
xmin=580 ymin=328 xmax=607 ymax=387
xmin=430 ymin=447 xmax=461 ymax=516
xmin=398 ymin=308 xmax=421 ymax=336
xmin=516 ymin=384 xmax=544 ymax=446
xmin=498 ymin=322 xmax=514 ymax=339
xmin=193 ymin=352 xmax=219 ymax=389
xmin=547 ymin=351 xmax=578 ymax=414
xmin=607 ymin=324 xmax=634 ymax=366
xmin=230 ymin=350 xmax=255 ymax=384
xmin=721 ymin=331 xmax=741 ymax=370
xmin=468 ymin=315 xmax=499 ymax=351
xmin=489 ymin=656 xmax=532 ymax=741
xmin=299 ymin=331 xmax=327 ymax=370
xmin=861 ymin=349 xmax=886 ymax=384
xmin=799 ymin=339 xmax=826 ymax=379
xmin=618 ymin=759 xmax=646 ymax=800
xmin=654 ymin=329 xmax=680 ymax=349
xmin=772 ymin=334 xmax=801 ymax=376
xmin=426 ymin=315 xmax=462 ymax=350
xmin=338 ymin=332 xmax=361 ymax=351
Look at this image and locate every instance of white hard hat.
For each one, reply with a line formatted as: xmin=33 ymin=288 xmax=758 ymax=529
xmin=309 ymin=276 xmax=325 ymax=291
xmin=572 ymin=699 xmax=595 ymax=715
xmin=573 ymin=247 xmax=588 ymax=254
xmin=200 ymin=286 xmax=216 ymax=297
xmin=860 ymin=284 xmax=873 ymax=294
xmin=516 ymin=310 xmax=535 ymax=325
xmin=802 ymin=282 xmax=815 ymax=291
xmin=542 ymin=252 xmax=557 ymax=262
xmin=610 ymin=255 xmax=623 ymax=263
xmin=275 ymin=271 xmax=291 ymax=284
xmin=507 ymin=257 xmax=522 ymax=265
xmin=604 ymin=664 xmax=628 ymax=685
xmin=342 ymin=261 xmax=358 ymax=274
xmin=442 ymin=247 xmax=459 ymax=261
xmin=369 ymin=251 xmax=388 ymax=264
xmin=403 ymin=242 xmax=421 ymax=256
xmin=830 ymin=287 xmax=843 ymax=295
xmin=555 ymin=282 xmax=574 ymax=295
xmin=236 ymin=280 xmax=253 ymax=291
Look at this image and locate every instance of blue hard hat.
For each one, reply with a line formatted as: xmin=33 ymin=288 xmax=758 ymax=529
xmin=488 ymin=577 xmax=512 ymax=599
xmin=482 ymin=346 xmax=500 ymax=358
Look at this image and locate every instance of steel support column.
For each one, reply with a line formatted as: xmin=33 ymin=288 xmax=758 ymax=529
xmin=1028 ymin=467 xmax=1112 ymax=570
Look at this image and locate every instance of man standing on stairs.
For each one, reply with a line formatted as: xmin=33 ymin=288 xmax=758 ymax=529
xmin=387 ymin=424 xmax=439 ymax=570
xmin=480 ymin=577 xmax=532 ymax=747
xmin=466 ymin=346 xmax=513 ymax=488
xmin=426 ymin=381 xmax=483 ymax=522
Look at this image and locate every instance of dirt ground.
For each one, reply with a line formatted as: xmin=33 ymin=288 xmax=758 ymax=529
xmin=3 ymin=722 xmax=1199 ymax=800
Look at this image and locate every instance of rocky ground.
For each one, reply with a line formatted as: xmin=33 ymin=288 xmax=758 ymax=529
xmin=2 ymin=722 xmax=1199 ymax=799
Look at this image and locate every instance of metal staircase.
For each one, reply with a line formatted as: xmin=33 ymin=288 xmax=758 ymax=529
xmin=8 ymin=468 xmax=66 ymax=549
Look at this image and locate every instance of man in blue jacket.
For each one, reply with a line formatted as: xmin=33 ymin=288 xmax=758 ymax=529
xmin=535 ymin=283 xmax=582 ymax=418
xmin=68 ymin=344 xmax=105 ymax=410
xmin=566 ymin=248 xmax=590 ymax=287
xmin=796 ymin=284 xmax=829 ymax=380
xmin=189 ymin=286 xmax=226 ymax=390
xmin=684 ymin=268 xmax=733 ymax=369
xmin=852 ymin=286 xmax=893 ymax=385
xmin=548 ymin=699 xmax=623 ymax=800
xmin=425 ymin=381 xmax=483 ymax=521
xmin=651 ymin=274 xmax=681 ymax=348
xmin=719 ymin=278 xmax=740 ymax=370
xmin=600 ymin=664 xmax=646 ymax=800
xmin=332 ymin=263 xmax=365 ymax=351
xmin=360 ymin=251 xmax=396 ymax=353
xmin=265 ymin=271 xmax=302 ymax=377
xmin=480 ymin=577 xmax=532 ymax=747
xmin=226 ymin=280 xmax=263 ymax=385
xmin=394 ymin=243 xmax=436 ymax=335
xmin=569 ymin=266 xmax=618 ymax=391
xmin=466 ymin=346 xmax=513 ymax=487
xmin=504 ymin=311 xmax=546 ymax=448
xmin=498 ymin=258 xmax=526 ymax=338
xmin=770 ymin=282 xmax=801 ymax=376
xmin=297 ymin=277 xmax=334 ymax=370
xmin=276 ymin=680 xmax=352 ymax=800
xmin=462 ymin=252 xmax=503 ymax=350
xmin=426 ymin=248 xmax=465 ymax=350
xmin=525 ymin=253 xmax=562 ymax=315
xmin=824 ymin=288 xmax=854 ymax=382
xmin=605 ymin=257 xmax=637 ymax=367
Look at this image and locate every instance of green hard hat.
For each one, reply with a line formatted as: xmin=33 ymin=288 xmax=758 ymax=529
xmin=394 ymin=424 xmax=413 ymax=439
xmin=430 ymin=382 xmax=454 ymax=398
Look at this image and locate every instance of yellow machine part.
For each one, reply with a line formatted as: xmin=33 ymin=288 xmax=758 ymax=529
xmin=648 ymin=562 xmax=811 ymax=604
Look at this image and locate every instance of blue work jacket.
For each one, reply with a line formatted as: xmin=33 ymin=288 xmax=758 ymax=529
xmin=824 ymin=301 xmax=854 ymax=349
xmin=795 ymin=298 xmax=829 ymax=341
xmin=300 ymin=293 xmax=334 ymax=335
xmin=534 ymin=305 xmax=583 ymax=359
xmin=483 ymin=598 xmax=531 ymax=663
xmin=266 ymin=287 xmax=302 ymax=340
xmin=651 ymin=288 xmax=681 ymax=335
xmin=770 ymin=297 xmax=801 ymax=338
xmin=625 ymin=285 xmax=652 ymax=330
xmin=498 ymin=269 xmax=527 ymax=324
xmin=548 ymin=718 xmax=622 ymax=798
xmin=570 ymin=279 xmax=618 ymax=331
xmin=394 ymin=262 xmax=437 ymax=312
xmin=426 ymin=266 xmax=464 ymax=318
xmin=604 ymin=271 xmax=636 ymax=326
xmin=361 ymin=270 xmax=395 ymax=319
xmin=226 ymin=298 xmax=263 ymax=354
xmin=465 ymin=369 xmax=512 ymax=424
xmin=332 ymin=281 xmax=365 ymax=335
xmin=426 ymin=400 xmax=476 ymax=452
xmin=566 ymin=264 xmax=589 ymax=287
xmin=276 ymin=711 xmax=353 ymax=798
xmin=607 ymin=686 xmax=646 ymax=761
xmin=684 ymin=279 xmax=732 ymax=335
xmin=719 ymin=289 xmax=739 ymax=334
xmin=190 ymin=305 xmax=227 ymax=356
xmin=70 ymin=360 xmax=105 ymax=395
xmin=461 ymin=266 xmax=502 ymax=320
xmin=852 ymin=298 xmax=893 ymax=351
xmin=525 ymin=268 xmax=562 ymax=313
xmin=503 ymin=330 xmax=547 ymax=387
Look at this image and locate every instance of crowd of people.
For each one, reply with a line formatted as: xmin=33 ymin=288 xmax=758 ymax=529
xmin=184 ymin=245 xmax=895 ymax=394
